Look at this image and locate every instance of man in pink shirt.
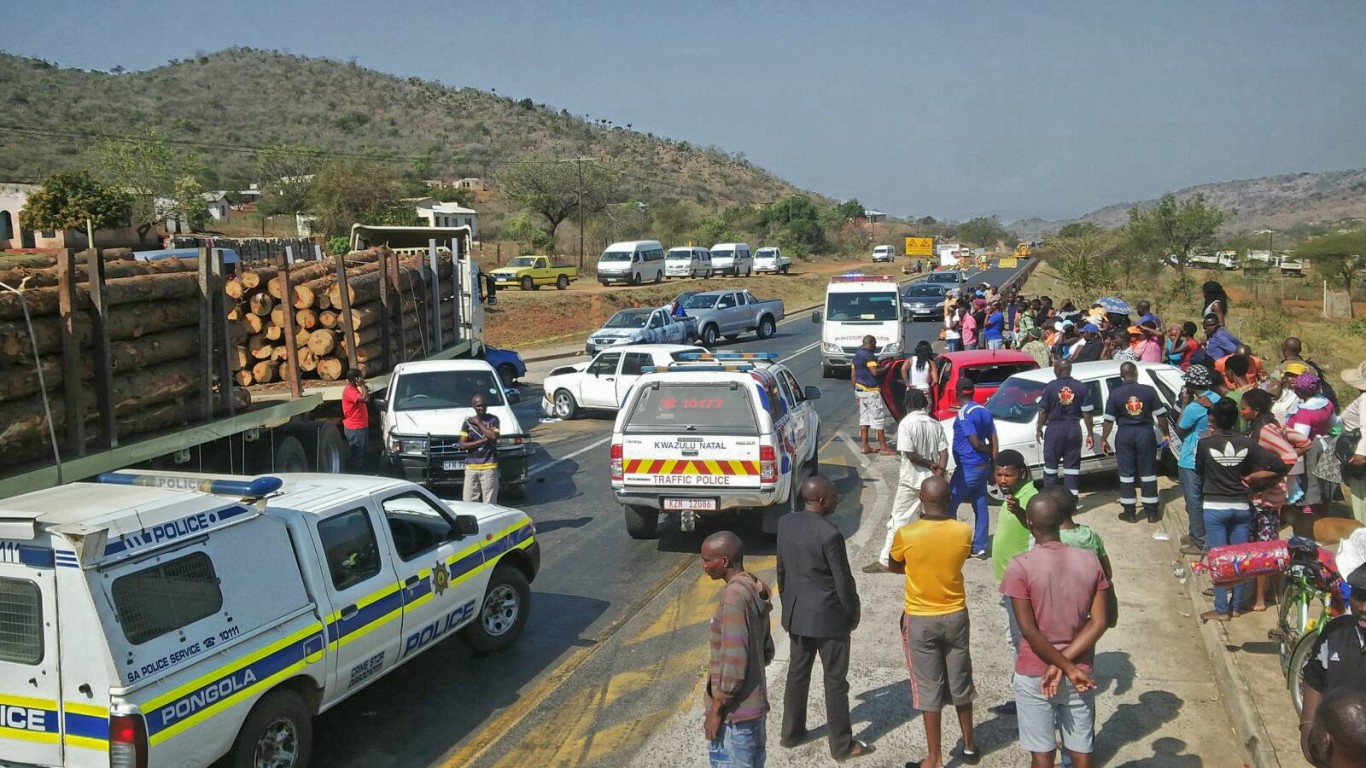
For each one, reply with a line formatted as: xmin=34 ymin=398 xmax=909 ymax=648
xmin=1001 ymin=492 xmax=1110 ymax=768
xmin=960 ymin=310 xmax=978 ymax=351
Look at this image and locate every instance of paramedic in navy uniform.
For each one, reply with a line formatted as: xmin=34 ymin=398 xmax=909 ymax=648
xmin=1100 ymin=361 xmax=1170 ymax=523
xmin=1035 ymin=360 xmax=1094 ymax=497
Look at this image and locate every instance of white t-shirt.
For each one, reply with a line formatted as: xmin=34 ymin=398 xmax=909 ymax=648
xmin=944 ymin=310 xmax=961 ymax=340
xmin=897 ymin=410 xmax=949 ymax=486
xmin=907 ymin=359 xmax=932 ymax=390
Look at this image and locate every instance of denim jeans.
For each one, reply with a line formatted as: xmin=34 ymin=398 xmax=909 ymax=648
xmin=1204 ymin=503 xmax=1251 ymax=613
xmin=709 ymin=716 xmax=766 ymax=768
xmin=987 ymin=338 xmax=1004 ymax=350
xmin=949 ymin=461 xmax=992 ymax=553
xmin=1177 ymin=467 xmax=1206 ymax=547
xmin=945 ymin=338 xmax=963 ymax=353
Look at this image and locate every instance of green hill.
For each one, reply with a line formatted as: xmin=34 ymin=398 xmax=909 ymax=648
xmin=0 ymin=49 xmax=808 ymax=209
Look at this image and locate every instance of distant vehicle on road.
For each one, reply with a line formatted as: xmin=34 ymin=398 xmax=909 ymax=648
xmin=754 ymin=247 xmax=792 ymax=274
xmin=872 ymin=245 xmax=896 ymax=263
xmin=488 ymin=255 xmax=578 ymax=290
xmin=585 ymin=306 xmax=698 ymax=355
xmin=814 ymin=274 xmax=904 ymax=378
xmin=901 ymin=281 xmax=950 ymax=321
xmin=679 ymin=289 xmax=784 ymax=346
xmin=665 ymin=246 xmax=713 ymax=278
xmin=924 ymin=270 xmax=967 ymax=287
xmin=709 ymin=242 xmax=753 ymax=277
xmin=597 ymin=240 xmax=666 ymax=285
xmin=542 ymin=343 xmax=698 ymax=419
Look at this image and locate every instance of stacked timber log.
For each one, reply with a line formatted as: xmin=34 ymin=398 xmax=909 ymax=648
xmin=228 ymin=247 xmax=457 ymax=386
xmin=0 ymin=249 xmax=250 ymax=464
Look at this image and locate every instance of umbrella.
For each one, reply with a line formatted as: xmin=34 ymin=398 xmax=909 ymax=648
xmin=1094 ymin=296 xmax=1133 ymax=315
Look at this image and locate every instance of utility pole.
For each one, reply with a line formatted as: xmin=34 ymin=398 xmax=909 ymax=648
xmin=577 ymin=157 xmax=586 ymax=270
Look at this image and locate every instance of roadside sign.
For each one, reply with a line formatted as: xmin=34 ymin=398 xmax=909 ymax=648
xmin=904 ymin=237 xmax=934 ymax=256
xmin=999 ymin=257 xmax=1018 ymax=268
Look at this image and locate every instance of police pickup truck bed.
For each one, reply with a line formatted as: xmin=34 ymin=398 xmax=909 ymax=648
xmin=610 ymin=353 xmax=821 ymax=538
xmin=0 ymin=471 xmax=538 ymax=768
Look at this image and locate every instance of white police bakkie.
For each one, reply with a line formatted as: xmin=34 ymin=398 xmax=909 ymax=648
xmin=0 ymin=470 xmax=538 ymax=768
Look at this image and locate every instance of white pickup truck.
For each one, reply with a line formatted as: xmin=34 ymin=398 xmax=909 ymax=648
xmin=754 ymin=247 xmax=792 ymax=274
xmin=0 ymin=470 xmax=538 ymax=768
xmin=610 ymin=353 xmax=822 ymax=538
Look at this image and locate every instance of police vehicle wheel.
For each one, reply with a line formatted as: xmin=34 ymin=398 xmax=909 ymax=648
xmin=462 ymin=567 xmax=531 ymax=653
xmin=556 ymin=274 xmax=569 ymax=290
xmin=624 ymin=505 xmax=659 ymax=539
xmin=756 ymin=316 xmax=775 ymax=340
xmin=553 ymin=389 xmax=579 ymax=419
xmin=272 ymin=435 xmax=310 ymax=473
xmin=230 ymin=689 xmax=312 ymax=768
xmin=805 ymin=431 xmax=820 ymax=472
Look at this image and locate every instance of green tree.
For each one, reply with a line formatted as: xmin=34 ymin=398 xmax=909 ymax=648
xmin=648 ymin=200 xmax=699 ymax=245
xmin=834 ymin=199 xmax=864 ymax=223
xmin=1124 ymin=193 xmax=1225 ymax=285
xmin=1048 ymin=228 xmax=1120 ymax=297
xmin=1296 ymin=230 xmax=1366 ymax=318
xmin=255 ymin=143 xmax=319 ymax=217
xmin=758 ymin=195 xmax=826 ymax=256
xmin=1055 ymin=222 xmax=1102 ymax=239
xmin=500 ymin=160 xmax=617 ymax=240
xmin=504 ymin=213 xmax=555 ymax=254
xmin=92 ymin=128 xmax=204 ymax=242
xmin=307 ymin=158 xmax=415 ymax=238
xmin=18 ymin=171 xmax=132 ymax=236
xmin=955 ymin=215 xmax=1013 ymax=248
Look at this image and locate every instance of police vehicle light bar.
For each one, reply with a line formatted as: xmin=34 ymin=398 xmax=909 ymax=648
xmin=676 ymin=352 xmax=779 ymax=362
xmin=641 ymin=362 xmax=761 ymax=373
xmin=97 ymin=472 xmax=284 ymax=498
xmin=830 ymin=274 xmax=896 ymax=282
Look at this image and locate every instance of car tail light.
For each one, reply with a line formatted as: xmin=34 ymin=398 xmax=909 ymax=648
xmin=610 ymin=443 xmax=623 ymax=481
xmin=109 ymin=714 xmax=148 ymax=768
xmin=760 ymin=445 xmax=777 ymax=483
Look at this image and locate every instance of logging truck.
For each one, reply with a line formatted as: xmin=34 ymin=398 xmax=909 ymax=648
xmin=0 ymin=225 xmax=484 ymax=501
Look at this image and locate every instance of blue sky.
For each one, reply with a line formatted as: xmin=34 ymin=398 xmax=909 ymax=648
xmin=3 ymin=0 xmax=1365 ymax=221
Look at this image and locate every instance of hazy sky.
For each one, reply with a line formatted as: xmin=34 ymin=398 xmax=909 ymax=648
xmin=4 ymin=0 xmax=1365 ymax=221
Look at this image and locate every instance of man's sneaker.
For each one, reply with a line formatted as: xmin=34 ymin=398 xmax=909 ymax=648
xmin=861 ymin=562 xmax=890 ymax=574
xmin=970 ymin=549 xmax=989 ymax=560
xmin=1180 ymin=535 xmax=1195 ymax=546
xmin=1180 ymin=543 xmax=1204 ymax=556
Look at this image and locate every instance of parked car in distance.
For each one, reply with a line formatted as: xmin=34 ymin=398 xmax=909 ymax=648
xmin=585 ymin=306 xmax=698 ymax=355
xmin=679 ymin=289 xmax=785 ymax=346
xmin=923 ymin=270 xmax=967 ymax=287
xmin=872 ymin=245 xmax=896 ymax=263
xmin=901 ymin=282 xmax=950 ymax=321
xmin=880 ymin=349 xmax=1040 ymax=421
xmin=754 ymin=247 xmax=792 ymax=274
xmin=542 ymin=343 xmax=699 ymax=419
xmin=483 ymin=346 xmax=526 ymax=385
xmin=665 ymin=246 xmax=713 ymax=278
xmin=488 ymin=255 xmax=578 ymax=290
xmin=597 ymin=240 xmax=666 ymax=285
xmin=709 ymin=242 xmax=753 ymax=277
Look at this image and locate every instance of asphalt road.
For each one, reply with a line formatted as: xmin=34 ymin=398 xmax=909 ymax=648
xmin=308 ymin=264 xmax=1019 ymax=767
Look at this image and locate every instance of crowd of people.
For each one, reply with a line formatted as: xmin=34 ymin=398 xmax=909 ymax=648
xmin=697 ymin=277 xmax=1366 ymax=767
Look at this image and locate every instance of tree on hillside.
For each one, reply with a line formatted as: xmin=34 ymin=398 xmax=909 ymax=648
xmin=1048 ymin=227 xmax=1120 ymax=297
xmin=955 ymin=215 xmax=1015 ymax=249
xmin=1055 ymin=222 xmax=1102 ymax=239
xmin=19 ymin=171 xmax=132 ymax=238
xmin=92 ymin=128 xmax=205 ymax=242
xmin=503 ymin=214 xmax=554 ymax=255
xmin=307 ymin=158 xmax=418 ymax=238
xmin=500 ymin=160 xmax=617 ymax=241
xmin=758 ymin=195 xmax=826 ymax=256
xmin=1296 ymin=230 xmax=1366 ymax=318
xmin=255 ymin=143 xmax=320 ymax=217
xmin=648 ymin=200 xmax=699 ymax=245
xmin=834 ymin=199 xmax=864 ymax=223
xmin=1124 ymin=193 xmax=1225 ymax=285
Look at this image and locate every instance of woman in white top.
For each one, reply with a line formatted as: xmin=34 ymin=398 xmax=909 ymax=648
xmin=943 ymin=297 xmax=963 ymax=352
xmin=1202 ymin=281 xmax=1230 ymax=326
xmin=903 ymin=339 xmax=939 ymax=394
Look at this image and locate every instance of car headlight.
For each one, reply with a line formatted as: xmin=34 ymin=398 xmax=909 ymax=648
xmin=391 ymin=437 xmax=428 ymax=456
xmin=821 ymin=342 xmax=842 ymax=354
xmin=882 ymin=342 xmax=902 ymax=355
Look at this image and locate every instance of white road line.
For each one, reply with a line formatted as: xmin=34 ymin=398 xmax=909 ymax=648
xmin=527 ymin=340 xmax=826 ymax=477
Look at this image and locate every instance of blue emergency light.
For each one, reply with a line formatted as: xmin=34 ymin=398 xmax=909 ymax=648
xmin=676 ymin=352 xmax=779 ymax=362
xmin=97 ymin=472 xmax=284 ymax=498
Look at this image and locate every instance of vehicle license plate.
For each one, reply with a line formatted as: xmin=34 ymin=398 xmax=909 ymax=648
xmin=664 ymin=498 xmax=717 ymax=511
xmin=443 ymin=461 xmax=465 ymax=471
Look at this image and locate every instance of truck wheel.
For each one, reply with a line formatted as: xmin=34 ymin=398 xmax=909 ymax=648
xmin=625 ymin=505 xmax=659 ymax=539
xmin=461 ymin=566 xmax=531 ymax=653
xmin=781 ymin=265 xmax=790 ymax=275
xmin=553 ymin=389 xmax=579 ymax=419
xmin=314 ymin=424 xmax=347 ymax=473
xmin=701 ymin=324 xmax=719 ymax=347
xmin=229 ymin=689 xmax=312 ymax=768
xmin=556 ymin=275 xmax=569 ymax=290
xmin=756 ymin=316 xmax=775 ymax=340
xmin=272 ymin=434 xmax=310 ymax=473
xmin=521 ymin=276 xmax=535 ymax=291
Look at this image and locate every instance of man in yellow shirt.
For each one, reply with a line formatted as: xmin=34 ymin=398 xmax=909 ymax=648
xmin=889 ymin=475 xmax=979 ymax=768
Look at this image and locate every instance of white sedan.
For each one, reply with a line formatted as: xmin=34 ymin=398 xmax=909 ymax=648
xmin=542 ymin=343 xmax=699 ymax=419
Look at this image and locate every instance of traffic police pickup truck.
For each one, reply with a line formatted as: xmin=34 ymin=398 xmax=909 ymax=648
xmin=610 ymin=352 xmax=822 ymax=539
xmin=0 ymin=470 xmax=538 ymax=768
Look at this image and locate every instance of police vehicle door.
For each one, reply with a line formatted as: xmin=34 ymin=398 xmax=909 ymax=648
xmin=0 ymin=547 xmax=62 ymax=765
xmin=313 ymin=505 xmax=404 ymax=699
xmin=375 ymin=491 xmax=483 ymax=663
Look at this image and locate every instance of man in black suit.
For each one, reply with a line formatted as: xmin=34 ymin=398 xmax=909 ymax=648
xmin=776 ymin=475 xmax=871 ymax=760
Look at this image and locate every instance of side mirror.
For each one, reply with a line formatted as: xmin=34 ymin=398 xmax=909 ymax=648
xmin=371 ymin=397 xmax=388 ymax=411
xmin=455 ymin=514 xmax=480 ymax=535
xmin=805 ymin=385 xmax=822 ymax=401
xmin=504 ymin=388 xmax=522 ymax=405
xmin=811 ymin=310 xmax=822 ymax=323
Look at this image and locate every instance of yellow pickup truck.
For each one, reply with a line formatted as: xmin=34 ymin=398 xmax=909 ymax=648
xmin=489 ymin=255 xmax=579 ymax=290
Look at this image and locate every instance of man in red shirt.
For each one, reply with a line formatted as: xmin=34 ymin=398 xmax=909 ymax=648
xmin=341 ymin=369 xmax=370 ymax=473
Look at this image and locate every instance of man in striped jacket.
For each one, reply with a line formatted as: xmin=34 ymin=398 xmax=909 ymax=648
xmin=702 ymin=530 xmax=775 ymax=767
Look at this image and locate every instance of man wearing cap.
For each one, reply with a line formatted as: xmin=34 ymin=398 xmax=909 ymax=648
xmin=1340 ymin=361 xmax=1366 ymax=523
xmin=983 ymin=299 xmax=1005 ymax=350
xmin=1174 ymin=365 xmax=1222 ymax=554
xmin=1036 ymin=360 xmax=1095 ymax=498
xmin=1101 ymin=362 xmax=1169 ymax=523
xmin=1136 ymin=300 xmax=1161 ymax=332
xmin=1203 ymin=314 xmax=1242 ymax=360
xmin=1072 ymin=324 xmax=1104 ymax=363
xmin=947 ymin=379 xmax=998 ymax=558
xmin=1300 ymin=563 xmax=1366 ymax=763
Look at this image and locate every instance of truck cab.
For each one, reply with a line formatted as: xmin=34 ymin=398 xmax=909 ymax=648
xmin=812 ymin=274 xmax=905 ymax=378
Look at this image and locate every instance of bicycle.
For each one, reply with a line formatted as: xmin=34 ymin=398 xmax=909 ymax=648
xmin=1266 ymin=538 xmax=1344 ymax=713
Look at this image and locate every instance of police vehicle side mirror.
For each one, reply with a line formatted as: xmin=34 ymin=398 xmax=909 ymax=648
xmin=504 ymin=388 xmax=521 ymax=405
xmin=372 ymin=397 xmax=388 ymax=411
xmin=805 ymin=386 xmax=823 ymax=401
xmin=455 ymin=514 xmax=480 ymax=536
xmin=811 ymin=310 xmax=821 ymax=323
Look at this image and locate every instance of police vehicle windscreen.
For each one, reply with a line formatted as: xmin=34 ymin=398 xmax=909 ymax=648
xmin=825 ymin=292 xmax=899 ymax=322
xmin=605 ymin=311 xmax=650 ymax=328
xmin=393 ymin=370 xmax=506 ymax=410
xmin=626 ymin=383 xmax=758 ymax=433
xmin=984 ymin=379 xmax=1045 ymax=423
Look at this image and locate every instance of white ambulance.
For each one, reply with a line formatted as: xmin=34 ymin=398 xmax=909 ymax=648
xmin=812 ymin=273 xmax=906 ymax=378
xmin=610 ymin=353 xmax=822 ymax=539
xmin=0 ymin=471 xmax=538 ymax=768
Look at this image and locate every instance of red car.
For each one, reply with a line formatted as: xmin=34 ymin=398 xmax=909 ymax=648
xmin=879 ymin=350 xmax=1040 ymax=421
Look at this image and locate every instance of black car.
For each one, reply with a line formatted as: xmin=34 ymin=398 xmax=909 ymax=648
xmin=900 ymin=283 xmax=950 ymax=321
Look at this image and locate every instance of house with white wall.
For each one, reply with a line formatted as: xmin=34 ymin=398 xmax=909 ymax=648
xmin=409 ymin=197 xmax=479 ymax=239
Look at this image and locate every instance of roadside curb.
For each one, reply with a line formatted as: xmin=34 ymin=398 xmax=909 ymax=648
xmin=1159 ymin=496 xmax=1284 ymax=768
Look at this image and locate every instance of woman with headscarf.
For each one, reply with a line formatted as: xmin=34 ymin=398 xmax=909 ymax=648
xmin=1286 ymin=370 xmax=1339 ymax=517
xmin=903 ymin=339 xmax=939 ymax=395
xmin=1203 ymin=281 xmax=1231 ymax=326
